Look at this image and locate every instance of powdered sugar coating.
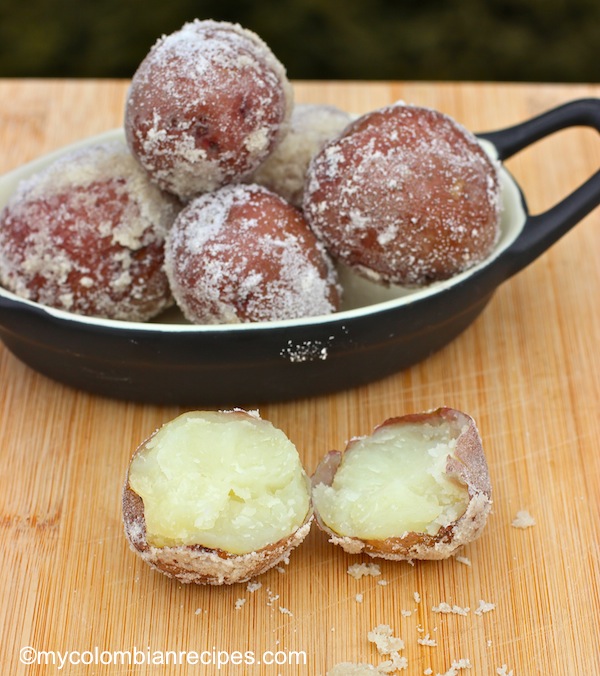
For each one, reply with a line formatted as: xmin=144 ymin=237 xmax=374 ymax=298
xmin=125 ymin=20 xmax=293 ymax=200
xmin=0 ymin=141 xmax=178 ymax=321
xmin=250 ymin=103 xmax=353 ymax=207
xmin=165 ymin=184 xmax=341 ymax=324
xmin=303 ymin=103 xmax=502 ymax=287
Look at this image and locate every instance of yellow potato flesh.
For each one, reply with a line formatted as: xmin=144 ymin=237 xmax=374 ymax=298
xmin=128 ymin=412 xmax=310 ymax=555
xmin=312 ymin=421 xmax=470 ymax=539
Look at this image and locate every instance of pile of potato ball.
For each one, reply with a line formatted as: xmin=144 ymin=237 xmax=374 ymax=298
xmin=0 ymin=19 xmax=502 ymax=324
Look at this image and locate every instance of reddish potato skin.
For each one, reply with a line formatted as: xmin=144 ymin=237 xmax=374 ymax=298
xmin=311 ymin=408 xmax=492 ymax=561
xmin=165 ymin=184 xmax=341 ymax=324
xmin=121 ymin=410 xmax=313 ymax=585
xmin=303 ymin=105 xmax=501 ymax=287
xmin=0 ymin=143 xmax=178 ymax=321
xmin=124 ymin=20 xmax=293 ymax=200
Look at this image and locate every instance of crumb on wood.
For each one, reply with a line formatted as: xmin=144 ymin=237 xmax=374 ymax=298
xmin=512 ymin=509 xmax=535 ymax=529
xmin=347 ymin=563 xmax=381 ymax=580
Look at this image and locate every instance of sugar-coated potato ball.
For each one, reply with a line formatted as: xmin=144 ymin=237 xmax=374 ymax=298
xmin=125 ymin=19 xmax=293 ymax=201
xmin=250 ymin=103 xmax=353 ymax=207
xmin=303 ymin=103 xmax=502 ymax=287
xmin=165 ymin=184 xmax=341 ymax=324
xmin=311 ymin=407 xmax=492 ymax=561
xmin=0 ymin=141 xmax=179 ymax=321
xmin=122 ymin=409 xmax=313 ymax=585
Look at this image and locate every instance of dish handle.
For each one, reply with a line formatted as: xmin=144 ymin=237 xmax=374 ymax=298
xmin=479 ymin=97 xmax=600 ymax=278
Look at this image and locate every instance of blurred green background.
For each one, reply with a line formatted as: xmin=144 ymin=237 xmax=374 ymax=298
xmin=0 ymin=0 xmax=598 ymax=81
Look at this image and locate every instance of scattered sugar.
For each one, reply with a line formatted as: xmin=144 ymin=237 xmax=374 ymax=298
xmin=355 ymin=594 xmax=364 ymax=603
xmin=266 ymin=588 xmax=280 ymax=607
xmin=281 ymin=339 xmax=329 ymax=363
xmin=327 ymin=663 xmax=378 ymax=675
xmin=367 ymin=625 xmax=404 ymax=654
xmin=496 ymin=665 xmax=513 ymax=675
xmin=437 ymin=658 xmax=472 ymax=675
xmin=279 ymin=606 xmax=293 ymax=617
xmin=347 ymin=563 xmax=381 ymax=580
xmin=235 ymin=598 xmax=246 ymax=610
xmin=247 ymin=581 xmax=262 ymax=593
xmin=512 ymin=509 xmax=536 ymax=529
xmin=417 ymin=634 xmax=437 ymax=647
xmin=432 ymin=603 xmax=470 ymax=616
xmin=377 ymin=652 xmax=408 ymax=672
xmin=474 ymin=600 xmax=496 ymax=615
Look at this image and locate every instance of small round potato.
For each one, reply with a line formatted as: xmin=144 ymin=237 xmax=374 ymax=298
xmin=311 ymin=408 xmax=492 ymax=561
xmin=303 ymin=104 xmax=501 ymax=287
xmin=122 ymin=409 xmax=312 ymax=585
xmin=124 ymin=20 xmax=293 ymax=200
xmin=250 ymin=103 xmax=353 ymax=207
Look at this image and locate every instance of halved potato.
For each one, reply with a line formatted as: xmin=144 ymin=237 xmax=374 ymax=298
xmin=122 ymin=409 xmax=312 ymax=584
xmin=311 ymin=408 xmax=491 ymax=560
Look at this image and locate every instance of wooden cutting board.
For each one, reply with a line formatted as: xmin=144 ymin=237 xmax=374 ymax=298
xmin=1 ymin=79 xmax=599 ymax=675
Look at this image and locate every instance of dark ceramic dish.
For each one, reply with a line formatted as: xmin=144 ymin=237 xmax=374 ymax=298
xmin=1 ymin=99 xmax=599 ymax=405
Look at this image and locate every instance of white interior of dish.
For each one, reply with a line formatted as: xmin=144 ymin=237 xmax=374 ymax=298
xmin=0 ymin=129 xmax=526 ymax=333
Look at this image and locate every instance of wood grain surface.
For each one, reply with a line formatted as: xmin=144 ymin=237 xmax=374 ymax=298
xmin=1 ymin=79 xmax=599 ymax=675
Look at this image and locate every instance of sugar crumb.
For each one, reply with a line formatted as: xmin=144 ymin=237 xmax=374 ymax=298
xmin=355 ymin=593 xmax=364 ymax=603
xmin=496 ymin=665 xmax=514 ymax=676
xmin=437 ymin=658 xmax=472 ymax=675
xmin=266 ymin=588 xmax=280 ymax=607
xmin=432 ymin=603 xmax=470 ymax=616
xmin=414 ymin=592 xmax=421 ymax=604
xmin=247 ymin=581 xmax=262 ymax=592
xmin=417 ymin=633 xmax=437 ymax=647
xmin=235 ymin=598 xmax=246 ymax=610
xmin=401 ymin=609 xmax=412 ymax=617
xmin=455 ymin=555 xmax=471 ymax=566
xmin=327 ymin=663 xmax=378 ymax=675
xmin=348 ymin=563 xmax=381 ymax=580
xmin=512 ymin=509 xmax=535 ymax=529
xmin=279 ymin=606 xmax=293 ymax=617
xmin=474 ymin=600 xmax=496 ymax=615
xmin=378 ymin=651 xmax=408 ymax=672
xmin=367 ymin=624 xmax=404 ymax=654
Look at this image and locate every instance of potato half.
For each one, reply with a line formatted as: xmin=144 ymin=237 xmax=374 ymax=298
xmin=122 ymin=409 xmax=312 ymax=584
xmin=311 ymin=408 xmax=491 ymax=560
